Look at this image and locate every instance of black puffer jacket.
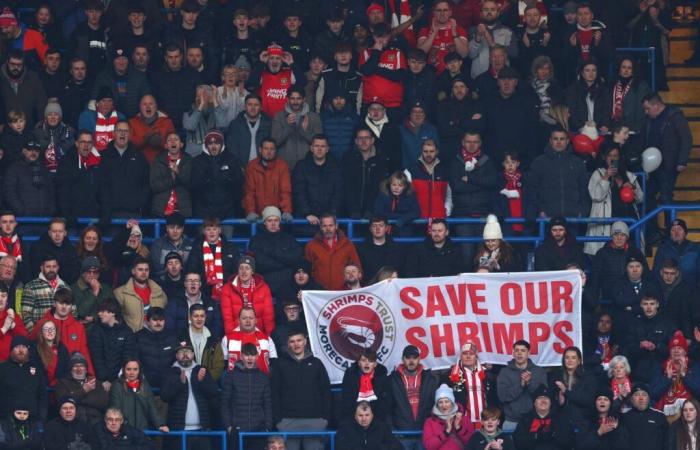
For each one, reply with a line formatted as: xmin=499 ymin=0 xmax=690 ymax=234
xmin=387 ymin=368 xmax=438 ymax=430
xmin=93 ymin=421 xmax=152 ymax=450
xmin=591 ymin=244 xmax=647 ymax=301
xmin=56 ymin=151 xmax=103 ymax=222
xmin=435 ymin=96 xmax=485 ymax=162
xmin=135 ymin=328 xmax=179 ymax=389
xmin=624 ymin=312 xmax=677 ymax=383
xmin=577 ymin=414 xmax=629 ymax=450
xmin=159 ymin=363 xmax=219 ymax=430
xmin=248 ymin=228 xmax=304 ymax=299
xmin=0 ymin=415 xmax=42 ymax=449
xmin=547 ymin=369 xmax=598 ymax=430
xmin=164 ymin=295 xmax=224 ymax=339
xmin=292 ymin=152 xmax=344 ymax=218
xmin=621 ymin=407 xmax=668 ymax=450
xmin=3 ymin=157 xmax=55 ymax=217
xmin=0 ymin=360 xmax=47 ymax=421
xmin=448 ymin=153 xmax=499 ymax=216
xmin=526 ymin=145 xmax=590 ymax=218
xmin=566 ymin=80 xmax=612 ymax=131
xmin=341 ymin=363 xmax=391 ymax=423
xmin=533 ymin=236 xmax=587 ymax=272
xmin=335 ymin=417 xmax=403 ymax=450
xmin=406 ymin=238 xmax=464 ymax=278
xmin=271 ymin=351 xmax=332 ymax=424
xmin=220 ymin=361 xmax=273 ymax=431
xmin=342 ymin=148 xmax=391 ymax=219
xmin=151 ymin=67 xmax=201 ymax=129
xmin=88 ymin=321 xmax=137 ymax=382
xmin=91 ymin=67 xmax=151 ymax=118
xmin=99 ymin=143 xmax=151 ymax=219
xmin=42 ymin=417 xmax=97 ymax=450
xmin=482 ymin=88 xmax=540 ymax=165
xmin=357 ymin=237 xmax=405 ymax=280
xmin=190 ymin=148 xmax=244 ymax=219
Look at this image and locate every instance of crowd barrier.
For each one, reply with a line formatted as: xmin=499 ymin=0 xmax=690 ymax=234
xmin=238 ymin=429 xmax=423 ymax=450
xmin=15 ymin=203 xmax=693 ymax=254
xmin=144 ymin=429 xmax=227 ymax=450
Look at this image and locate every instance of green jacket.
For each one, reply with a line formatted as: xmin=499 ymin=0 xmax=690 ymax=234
xmin=108 ymin=377 xmax=164 ymax=430
xmin=71 ymin=279 xmax=114 ymax=328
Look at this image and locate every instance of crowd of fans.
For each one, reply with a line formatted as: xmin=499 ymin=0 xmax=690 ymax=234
xmin=0 ymin=0 xmax=696 ymax=448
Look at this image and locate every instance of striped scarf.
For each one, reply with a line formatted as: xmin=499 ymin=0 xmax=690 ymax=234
xmin=202 ymin=240 xmax=224 ymax=300
xmin=94 ymin=111 xmax=118 ymax=152
xmin=450 ymin=362 xmax=487 ymax=424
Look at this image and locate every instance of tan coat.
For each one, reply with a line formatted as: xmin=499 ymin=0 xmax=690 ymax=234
xmin=114 ymin=279 xmax=167 ymax=332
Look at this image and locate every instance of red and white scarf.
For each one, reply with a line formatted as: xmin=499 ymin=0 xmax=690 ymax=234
xmin=656 ymin=357 xmax=692 ymax=416
xmin=203 ymin=240 xmax=224 ymax=300
xmin=389 ymin=0 xmax=416 ymax=45
xmin=164 ymin=153 xmax=181 ymax=215
xmin=0 ymin=234 xmax=22 ymax=262
xmin=78 ymin=147 xmax=102 ymax=169
xmin=234 ymin=275 xmax=256 ymax=306
xmin=611 ymin=376 xmax=631 ymax=400
xmin=225 ymin=328 xmax=272 ymax=374
xmin=94 ymin=111 xmax=119 ymax=152
xmin=449 ymin=362 xmax=487 ymax=423
xmin=358 ymin=369 xmax=377 ymax=402
xmin=461 ymin=148 xmax=481 ymax=166
xmin=611 ymin=80 xmax=632 ymax=121
xmin=503 ymin=170 xmax=524 ymax=232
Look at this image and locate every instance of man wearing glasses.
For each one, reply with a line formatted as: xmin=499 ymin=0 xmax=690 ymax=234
xmin=98 ymin=120 xmax=150 ymax=226
xmin=71 ymin=256 xmax=113 ymax=329
xmin=95 ymin=407 xmax=151 ymax=447
xmin=56 ymin=130 xmax=104 ymax=230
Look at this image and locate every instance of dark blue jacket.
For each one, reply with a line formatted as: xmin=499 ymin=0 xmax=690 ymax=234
xmin=321 ymin=105 xmax=359 ymax=162
xmin=652 ymin=239 xmax=700 ymax=288
xmin=373 ymin=189 xmax=421 ymax=235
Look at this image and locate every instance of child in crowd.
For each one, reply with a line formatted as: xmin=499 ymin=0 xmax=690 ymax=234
xmin=0 ymin=110 xmax=31 ymax=165
xmin=374 ymin=171 xmax=421 ymax=237
xmin=497 ymin=150 xmax=524 ymax=234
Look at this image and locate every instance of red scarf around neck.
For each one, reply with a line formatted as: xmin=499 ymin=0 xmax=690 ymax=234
xmin=94 ymin=111 xmax=119 ymax=152
xmin=203 ymin=240 xmax=224 ymax=300
xmin=0 ymin=234 xmax=22 ymax=261
xmin=611 ymin=377 xmax=631 ymax=400
xmin=79 ymin=147 xmax=102 ymax=169
xmin=235 ymin=276 xmax=256 ymax=306
xmin=358 ymin=370 xmax=377 ymax=402
xmin=503 ymin=170 xmax=524 ymax=232
xmin=612 ymin=80 xmax=632 ymax=121
xmin=126 ymin=379 xmax=140 ymax=392
xmin=164 ymin=153 xmax=181 ymax=215
xmin=461 ymin=148 xmax=481 ymax=164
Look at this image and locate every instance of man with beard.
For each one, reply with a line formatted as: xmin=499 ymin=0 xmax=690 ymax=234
xmin=160 ymin=341 xmax=218 ymax=449
xmin=243 ymin=139 xmax=293 ymax=222
xmin=136 ymin=308 xmax=179 ymax=390
xmin=0 ymin=257 xmax=21 ymax=314
xmin=0 ymin=336 xmax=47 ymax=421
xmin=417 ymin=1 xmax=469 ymax=75
xmin=151 ymin=213 xmax=193 ymax=278
xmin=225 ymin=93 xmax=272 ymax=168
xmin=129 ymin=95 xmax=176 ymax=164
xmin=388 ymin=345 xmax=438 ymax=450
xmin=249 ymin=44 xmax=305 ymax=119
xmin=406 ymin=219 xmax=463 ymax=277
xmin=42 ymin=397 xmax=98 ymax=449
xmin=114 ymin=256 xmax=167 ymax=332
xmin=29 ymin=218 xmax=81 ymax=285
xmin=342 ymin=263 xmax=363 ymax=290
xmin=304 ymin=214 xmax=361 ymax=290
xmin=468 ymin=0 xmax=518 ymax=78
xmin=130 ymin=45 xmax=151 ymax=74
xmin=55 ymin=353 xmax=110 ymax=425
xmin=0 ymin=49 xmax=46 ymax=128
xmin=0 ymin=8 xmax=48 ymax=69
xmin=534 ymin=216 xmax=587 ymax=272
xmin=271 ymin=85 xmax=323 ymax=171
xmin=21 ymin=255 xmax=66 ymax=333
xmin=4 ymin=139 xmax=55 ymax=220
xmin=405 ymin=140 xmax=452 ymax=221
xmin=363 ymin=99 xmax=402 ymax=172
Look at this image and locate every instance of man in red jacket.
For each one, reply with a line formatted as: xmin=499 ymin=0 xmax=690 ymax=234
xmin=30 ymin=287 xmax=95 ymax=376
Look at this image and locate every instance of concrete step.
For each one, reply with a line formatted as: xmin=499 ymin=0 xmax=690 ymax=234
xmin=676 ymin=162 xmax=700 ymax=187
xmin=664 ymin=81 xmax=700 ymax=106
xmin=667 ymin=66 xmax=700 ymax=77
xmin=671 ymin=26 xmax=698 ymax=38
xmin=670 ymin=44 xmax=693 ymax=64
xmin=673 ymin=187 xmax=700 ymax=201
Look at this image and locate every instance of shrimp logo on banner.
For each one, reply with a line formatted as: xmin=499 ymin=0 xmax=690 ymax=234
xmin=317 ymin=292 xmax=396 ymax=370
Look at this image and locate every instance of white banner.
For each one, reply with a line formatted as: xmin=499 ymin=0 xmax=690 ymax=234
xmin=302 ymin=271 xmax=582 ymax=384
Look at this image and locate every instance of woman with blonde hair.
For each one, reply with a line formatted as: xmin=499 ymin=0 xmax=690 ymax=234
xmin=214 ymin=64 xmax=248 ymax=128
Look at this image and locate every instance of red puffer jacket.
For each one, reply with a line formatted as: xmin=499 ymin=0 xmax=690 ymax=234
xmin=220 ymin=274 xmax=275 ymax=336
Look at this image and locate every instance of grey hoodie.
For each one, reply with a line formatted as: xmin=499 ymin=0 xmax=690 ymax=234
xmin=496 ymin=358 xmax=547 ymax=422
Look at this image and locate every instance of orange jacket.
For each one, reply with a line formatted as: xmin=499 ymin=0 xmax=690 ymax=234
xmin=128 ymin=113 xmax=176 ymax=164
xmin=304 ymin=231 xmax=363 ymax=290
xmin=220 ymin=274 xmax=276 ymax=336
xmin=31 ymin=309 xmax=95 ymax=376
xmin=242 ymin=157 xmax=292 ymax=215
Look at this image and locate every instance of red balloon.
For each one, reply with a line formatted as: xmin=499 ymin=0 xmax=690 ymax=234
xmin=620 ymin=185 xmax=635 ymax=204
xmin=572 ymin=134 xmax=595 ymax=155
xmin=592 ymin=136 xmax=606 ymax=152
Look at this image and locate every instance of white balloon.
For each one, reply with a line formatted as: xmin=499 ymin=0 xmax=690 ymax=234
xmin=642 ymin=147 xmax=662 ymax=173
